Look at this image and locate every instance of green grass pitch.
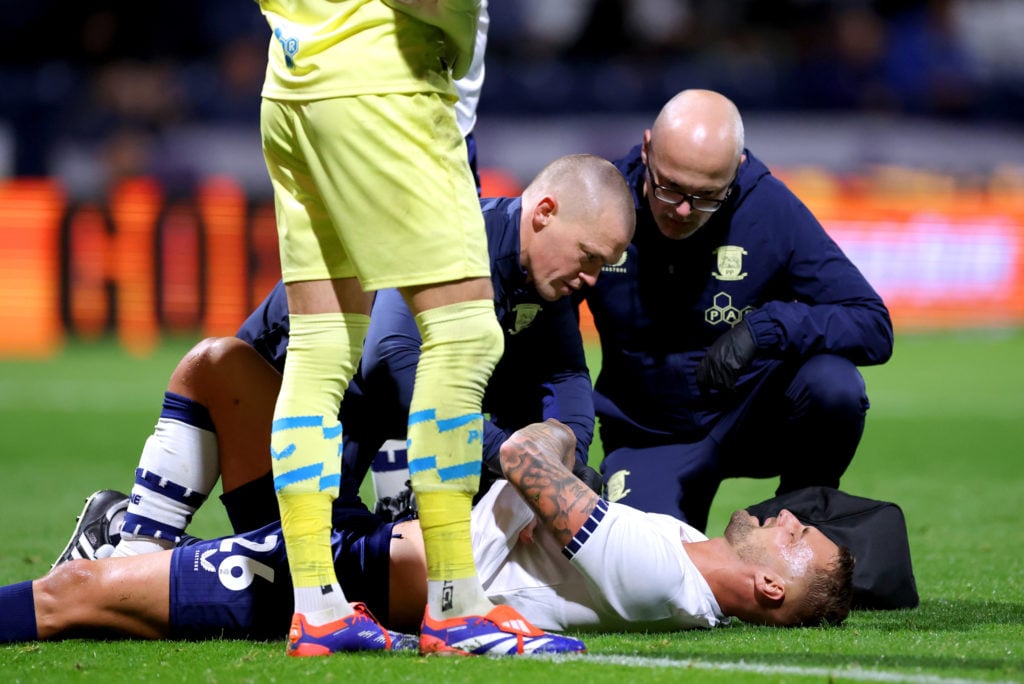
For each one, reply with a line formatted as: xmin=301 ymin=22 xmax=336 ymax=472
xmin=1 ymin=332 xmax=1022 ymax=683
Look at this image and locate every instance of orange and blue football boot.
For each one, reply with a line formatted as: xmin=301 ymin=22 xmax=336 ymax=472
xmin=419 ymin=604 xmax=587 ymax=656
xmin=287 ymin=603 xmax=415 ymax=656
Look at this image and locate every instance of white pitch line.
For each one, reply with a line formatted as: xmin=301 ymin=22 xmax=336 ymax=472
xmin=558 ymin=654 xmax=1015 ymax=684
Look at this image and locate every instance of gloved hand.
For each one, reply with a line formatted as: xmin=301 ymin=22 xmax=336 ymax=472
xmin=572 ymin=460 xmax=604 ymax=495
xmin=696 ymin=319 xmax=756 ymax=392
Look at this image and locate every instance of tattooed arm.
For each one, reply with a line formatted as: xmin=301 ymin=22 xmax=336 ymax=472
xmin=497 ymin=419 xmax=600 ymax=547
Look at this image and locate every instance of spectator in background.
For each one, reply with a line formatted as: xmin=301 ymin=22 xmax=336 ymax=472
xmin=3 ymin=0 xmax=1018 ymax=187
xmin=880 ymin=0 xmax=979 ymax=117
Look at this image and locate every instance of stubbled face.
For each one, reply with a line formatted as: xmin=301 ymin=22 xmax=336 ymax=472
xmin=724 ymin=509 xmax=839 ymax=581
xmin=525 ymin=209 xmax=632 ymax=302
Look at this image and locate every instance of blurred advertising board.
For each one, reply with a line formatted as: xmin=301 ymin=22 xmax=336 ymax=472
xmin=1 ymin=177 xmax=1023 ymax=357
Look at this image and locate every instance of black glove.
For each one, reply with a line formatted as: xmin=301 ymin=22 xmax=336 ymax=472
xmin=696 ymin=319 xmax=756 ymax=392
xmin=572 ymin=460 xmax=604 ymax=495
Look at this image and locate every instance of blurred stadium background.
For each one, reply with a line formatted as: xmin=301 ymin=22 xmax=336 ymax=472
xmin=2 ymin=0 xmax=1024 ymax=356
xmin=3 ymin=7 xmax=1023 ymax=678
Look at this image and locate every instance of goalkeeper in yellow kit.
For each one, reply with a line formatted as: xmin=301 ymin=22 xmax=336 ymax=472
xmin=254 ymin=0 xmax=586 ymax=656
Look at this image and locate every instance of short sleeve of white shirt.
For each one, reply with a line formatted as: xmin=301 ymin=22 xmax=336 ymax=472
xmin=454 ymin=0 xmax=487 ymax=136
xmin=472 ymin=482 xmax=727 ymax=632
xmin=564 ymin=499 xmax=727 ymax=630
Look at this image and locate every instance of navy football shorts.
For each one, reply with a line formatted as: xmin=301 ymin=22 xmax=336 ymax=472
xmin=168 ymin=505 xmax=396 ymax=640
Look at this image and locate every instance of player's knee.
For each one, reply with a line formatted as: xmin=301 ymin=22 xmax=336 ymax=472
xmin=457 ymin=307 xmax=503 ymax=371
xmin=421 ymin=304 xmax=504 ymax=379
xmin=43 ymin=560 xmax=97 ymax=595
xmin=470 ymin=313 xmax=504 ymax=371
xmin=286 ymin=313 xmax=368 ymax=381
xmin=175 ymin=336 xmax=248 ymax=385
xmin=35 ymin=561 xmax=100 ymax=631
xmin=184 ymin=336 xmax=237 ymax=365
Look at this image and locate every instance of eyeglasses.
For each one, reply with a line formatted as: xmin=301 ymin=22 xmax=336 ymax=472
xmin=645 ymin=163 xmax=733 ymax=213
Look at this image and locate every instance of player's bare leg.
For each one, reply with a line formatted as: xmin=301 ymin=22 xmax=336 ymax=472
xmin=35 ymin=554 xmax=174 ymax=640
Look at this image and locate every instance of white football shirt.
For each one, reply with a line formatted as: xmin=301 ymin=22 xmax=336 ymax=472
xmin=472 ymin=481 xmax=727 ymax=632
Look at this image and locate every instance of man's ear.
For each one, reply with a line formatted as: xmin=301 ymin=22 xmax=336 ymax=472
xmin=754 ymin=571 xmax=786 ymax=608
xmin=531 ymin=196 xmax=557 ymax=230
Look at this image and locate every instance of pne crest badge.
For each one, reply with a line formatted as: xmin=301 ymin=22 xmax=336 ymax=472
xmin=507 ymin=303 xmax=541 ymax=335
xmin=711 ymin=245 xmax=748 ymax=281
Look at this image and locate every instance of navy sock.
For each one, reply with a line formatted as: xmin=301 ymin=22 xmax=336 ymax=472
xmin=161 ymin=391 xmax=215 ymax=431
xmin=0 ymin=581 xmax=38 ymax=643
xmin=220 ymin=471 xmax=280 ymax=534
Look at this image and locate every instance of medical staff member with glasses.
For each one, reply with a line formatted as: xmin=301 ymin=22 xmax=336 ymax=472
xmin=578 ymin=89 xmax=894 ymax=531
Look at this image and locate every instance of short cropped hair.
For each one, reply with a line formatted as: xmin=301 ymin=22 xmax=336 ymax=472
xmin=794 ymin=545 xmax=856 ymax=627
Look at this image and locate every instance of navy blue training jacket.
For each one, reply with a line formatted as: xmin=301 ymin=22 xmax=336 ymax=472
xmin=582 ymin=144 xmax=894 ymax=440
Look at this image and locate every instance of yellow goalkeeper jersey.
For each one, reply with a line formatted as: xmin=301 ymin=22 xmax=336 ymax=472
xmin=257 ymin=0 xmax=456 ymax=100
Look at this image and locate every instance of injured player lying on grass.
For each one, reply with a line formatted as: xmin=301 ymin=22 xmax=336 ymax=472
xmin=0 ymin=420 xmax=854 ymax=651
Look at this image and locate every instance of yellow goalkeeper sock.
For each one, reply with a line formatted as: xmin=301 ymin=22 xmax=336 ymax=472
xmin=271 ymin=312 xmax=368 ymax=622
xmin=406 ymin=299 xmax=502 ymax=617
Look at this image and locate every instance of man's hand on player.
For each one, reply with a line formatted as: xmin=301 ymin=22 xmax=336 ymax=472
xmin=572 ymin=461 xmax=603 ymax=496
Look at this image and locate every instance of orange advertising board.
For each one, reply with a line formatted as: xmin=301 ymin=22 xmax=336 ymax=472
xmin=1 ymin=177 xmax=1022 ymax=357
xmin=810 ymin=195 xmax=1024 ymax=331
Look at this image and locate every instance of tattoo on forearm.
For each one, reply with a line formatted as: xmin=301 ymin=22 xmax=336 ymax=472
xmin=499 ymin=429 xmax=598 ymax=547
